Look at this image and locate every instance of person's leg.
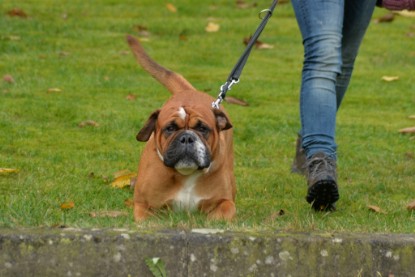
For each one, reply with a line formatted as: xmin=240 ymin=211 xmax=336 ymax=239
xmin=291 ymin=0 xmax=343 ymax=210
xmin=336 ymin=0 xmax=377 ymax=109
xmin=291 ymin=0 xmax=376 ymax=210
xmin=291 ymin=0 xmax=344 ymax=160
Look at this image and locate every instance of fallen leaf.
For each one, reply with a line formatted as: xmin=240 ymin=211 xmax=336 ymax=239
xmin=243 ymin=36 xmax=274 ymax=49
xmin=225 ymin=96 xmax=249 ymax=106
xmin=236 ymin=0 xmax=251 ymax=9
xmin=166 ymin=3 xmax=177 ymax=13
xmin=399 ymin=126 xmax=415 ymax=134
xmin=257 ymin=42 xmax=274 ymax=49
xmin=3 ymin=74 xmax=15 ymax=84
xmin=47 ymin=87 xmax=62 ymax=93
xmin=408 ymin=115 xmax=415 ymax=120
xmin=406 ymin=200 xmax=415 ymax=211
xmin=58 ymin=51 xmax=70 ymax=57
xmin=7 ymin=8 xmax=28 ymax=18
xmin=126 ymin=94 xmax=137 ymax=101
xmin=60 ymin=201 xmax=75 ymax=210
xmin=124 ymin=198 xmax=134 ymax=208
xmin=368 ymin=205 xmax=386 ymax=214
xmin=78 ymin=120 xmax=99 ymax=128
xmin=113 ymin=169 xmax=132 ymax=178
xmin=395 ymin=10 xmax=415 ymax=17
xmin=375 ymin=13 xmax=395 ymax=23
xmin=404 ymin=152 xmax=414 ymax=160
xmin=6 ymin=35 xmax=21 ymax=41
xmin=205 ymin=22 xmax=220 ymax=33
xmin=111 ymin=170 xmax=137 ymax=189
xmin=179 ymin=30 xmax=188 ymax=41
xmin=264 ymin=209 xmax=285 ymax=223
xmin=89 ymin=210 xmax=128 ymax=218
xmin=381 ymin=76 xmax=399 ymax=82
xmin=134 ymin=25 xmax=150 ymax=37
xmin=0 ymin=168 xmax=19 ymax=175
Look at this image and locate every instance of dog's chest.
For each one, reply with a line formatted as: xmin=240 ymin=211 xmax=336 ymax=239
xmin=172 ymin=174 xmax=204 ymax=211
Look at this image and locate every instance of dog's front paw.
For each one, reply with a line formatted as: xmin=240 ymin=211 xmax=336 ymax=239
xmin=133 ymin=203 xmax=153 ymax=222
xmin=207 ymin=200 xmax=236 ymax=221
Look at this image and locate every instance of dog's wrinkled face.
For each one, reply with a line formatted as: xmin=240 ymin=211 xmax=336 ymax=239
xmin=137 ymin=104 xmax=231 ymax=176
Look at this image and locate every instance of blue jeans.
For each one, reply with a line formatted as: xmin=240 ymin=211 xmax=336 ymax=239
xmin=292 ymin=0 xmax=376 ymax=159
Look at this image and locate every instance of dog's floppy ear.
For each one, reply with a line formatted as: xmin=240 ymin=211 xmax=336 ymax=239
xmin=137 ymin=110 xmax=160 ymax=141
xmin=212 ymin=109 xmax=232 ymax=131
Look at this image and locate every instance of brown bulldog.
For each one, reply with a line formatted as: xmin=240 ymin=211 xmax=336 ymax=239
xmin=126 ymin=35 xmax=236 ymax=221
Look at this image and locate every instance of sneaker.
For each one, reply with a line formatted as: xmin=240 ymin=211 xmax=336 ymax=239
xmin=291 ymin=135 xmax=307 ymax=175
xmin=305 ymin=152 xmax=339 ymax=211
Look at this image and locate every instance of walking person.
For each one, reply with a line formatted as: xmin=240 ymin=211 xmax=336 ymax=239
xmin=289 ymin=0 xmax=415 ymax=211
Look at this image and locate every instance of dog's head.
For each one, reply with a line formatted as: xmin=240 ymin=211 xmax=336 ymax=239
xmin=137 ymin=101 xmax=232 ymax=175
xmin=127 ymin=35 xmax=232 ymax=175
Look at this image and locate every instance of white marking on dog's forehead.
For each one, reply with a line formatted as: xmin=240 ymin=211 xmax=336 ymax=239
xmin=177 ymin=107 xmax=187 ymax=120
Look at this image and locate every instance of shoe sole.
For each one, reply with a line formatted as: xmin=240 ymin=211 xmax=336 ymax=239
xmin=306 ymin=180 xmax=339 ymax=211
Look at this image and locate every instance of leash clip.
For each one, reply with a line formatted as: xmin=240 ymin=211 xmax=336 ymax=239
xmin=212 ymin=78 xmax=240 ymax=109
xmin=258 ymin=8 xmax=273 ymax=19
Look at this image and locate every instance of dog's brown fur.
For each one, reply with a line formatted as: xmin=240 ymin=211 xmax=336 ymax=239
xmin=126 ymin=35 xmax=236 ymax=221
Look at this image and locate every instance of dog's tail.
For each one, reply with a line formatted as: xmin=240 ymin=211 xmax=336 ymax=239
xmin=126 ymin=35 xmax=195 ymax=94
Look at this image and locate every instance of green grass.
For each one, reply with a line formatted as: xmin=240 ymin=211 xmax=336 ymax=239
xmin=1 ymin=0 xmax=414 ymax=233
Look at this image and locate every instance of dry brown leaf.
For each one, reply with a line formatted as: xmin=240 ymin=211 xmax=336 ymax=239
xmin=78 ymin=120 xmax=99 ymax=128
xmin=243 ymin=36 xmax=274 ymax=49
xmin=375 ymin=13 xmax=395 ymax=23
xmin=0 ymin=168 xmax=19 ymax=175
xmin=126 ymin=94 xmax=137 ymax=101
xmin=381 ymin=76 xmax=399 ymax=82
xmin=236 ymin=0 xmax=251 ymax=9
xmin=257 ymin=42 xmax=274 ymax=49
xmin=58 ymin=51 xmax=70 ymax=57
xmin=60 ymin=201 xmax=75 ymax=210
xmin=264 ymin=209 xmax=285 ymax=224
xmin=406 ymin=200 xmax=415 ymax=211
xmin=166 ymin=3 xmax=177 ymax=13
xmin=399 ymin=126 xmax=415 ymax=134
xmin=205 ymin=22 xmax=220 ymax=33
xmin=119 ymin=50 xmax=130 ymax=55
xmin=7 ymin=8 xmax=28 ymax=18
xmin=134 ymin=25 xmax=150 ymax=37
xmin=225 ymin=96 xmax=249 ymax=106
xmin=47 ymin=88 xmax=62 ymax=93
xmin=124 ymin=198 xmax=134 ymax=208
xmin=396 ymin=10 xmax=415 ymax=17
xmin=111 ymin=171 xmax=137 ymax=189
xmin=368 ymin=205 xmax=386 ymax=214
xmin=179 ymin=30 xmax=188 ymax=41
xmin=89 ymin=210 xmax=128 ymax=218
xmin=3 ymin=74 xmax=15 ymax=84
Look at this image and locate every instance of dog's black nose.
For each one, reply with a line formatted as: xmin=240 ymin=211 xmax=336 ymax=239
xmin=180 ymin=133 xmax=195 ymax=145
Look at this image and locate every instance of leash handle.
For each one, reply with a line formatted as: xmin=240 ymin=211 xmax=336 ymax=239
xmin=212 ymin=0 xmax=278 ymax=109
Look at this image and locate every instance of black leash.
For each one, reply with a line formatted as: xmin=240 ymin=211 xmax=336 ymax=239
xmin=212 ymin=0 xmax=278 ymax=109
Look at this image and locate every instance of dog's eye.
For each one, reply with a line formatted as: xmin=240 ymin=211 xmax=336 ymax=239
xmin=164 ymin=124 xmax=177 ymax=134
xmin=195 ymin=124 xmax=210 ymax=135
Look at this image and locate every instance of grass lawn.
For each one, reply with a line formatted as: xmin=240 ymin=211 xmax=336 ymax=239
xmin=1 ymin=0 xmax=414 ymax=233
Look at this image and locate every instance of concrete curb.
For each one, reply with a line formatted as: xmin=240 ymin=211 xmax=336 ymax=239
xmin=1 ymin=228 xmax=414 ymax=276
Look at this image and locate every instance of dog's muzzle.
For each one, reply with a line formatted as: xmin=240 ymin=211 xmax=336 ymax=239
xmin=163 ymin=131 xmax=211 ymax=175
